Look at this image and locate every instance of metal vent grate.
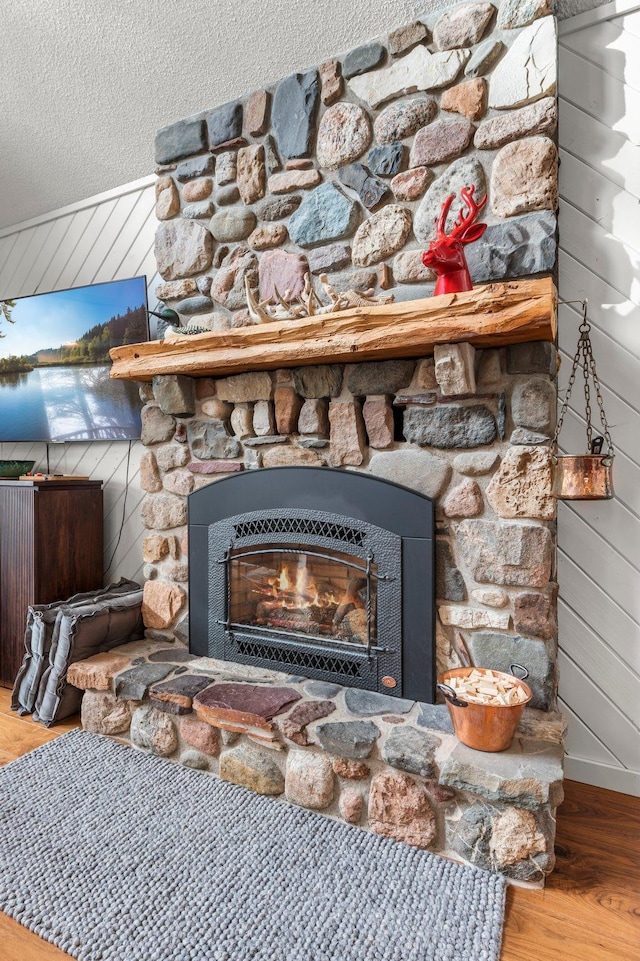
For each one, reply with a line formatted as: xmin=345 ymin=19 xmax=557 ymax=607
xmin=234 ymin=517 xmax=365 ymax=546
xmin=235 ymin=639 xmax=361 ymax=677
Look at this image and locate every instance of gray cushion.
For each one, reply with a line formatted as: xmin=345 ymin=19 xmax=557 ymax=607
xmin=11 ymin=579 xmax=139 ymax=715
xmin=34 ymin=589 xmax=144 ymax=726
xmin=11 ymin=606 xmax=60 ymax=716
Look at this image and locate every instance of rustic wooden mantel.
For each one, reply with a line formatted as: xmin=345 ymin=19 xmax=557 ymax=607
xmin=110 ymin=276 xmax=556 ymax=382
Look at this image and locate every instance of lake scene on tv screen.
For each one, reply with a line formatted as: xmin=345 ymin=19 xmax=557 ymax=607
xmin=0 ymin=277 xmax=148 ymax=442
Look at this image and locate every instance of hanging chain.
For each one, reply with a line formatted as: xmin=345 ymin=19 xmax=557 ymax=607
xmin=581 ymin=313 xmax=593 ymax=452
xmin=587 ymin=330 xmax=615 ymax=459
xmin=552 ymin=300 xmax=614 ymax=460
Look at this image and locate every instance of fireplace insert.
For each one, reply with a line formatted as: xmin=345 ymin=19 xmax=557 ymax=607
xmin=188 ymin=467 xmax=435 ymax=702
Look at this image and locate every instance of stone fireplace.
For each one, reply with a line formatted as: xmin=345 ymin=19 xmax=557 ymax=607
xmin=74 ymin=338 xmax=564 ymax=885
xmin=188 ymin=466 xmax=435 ymax=700
xmin=72 ymin=3 xmax=566 ymax=885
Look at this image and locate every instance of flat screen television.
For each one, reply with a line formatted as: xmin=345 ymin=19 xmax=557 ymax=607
xmin=0 ymin=276 xmax=148 ymax=442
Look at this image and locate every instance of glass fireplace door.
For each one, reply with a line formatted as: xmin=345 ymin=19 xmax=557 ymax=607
xmin=228 ymin=544 xmax=377 ymax=650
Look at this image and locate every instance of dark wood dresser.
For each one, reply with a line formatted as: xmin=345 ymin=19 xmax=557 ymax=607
xmin=0 ymin=479 xmax=103 ymax=686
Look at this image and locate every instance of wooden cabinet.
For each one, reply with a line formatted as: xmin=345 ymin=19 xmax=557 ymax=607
xmin=0 ymin=480 xmax=103 ymax=687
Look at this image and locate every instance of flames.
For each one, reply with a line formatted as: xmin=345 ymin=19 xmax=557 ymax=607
xmin=236 ymin=551 xmax=372 ymax=644
xmin=267 ymin=557 xmax=339 ymax=609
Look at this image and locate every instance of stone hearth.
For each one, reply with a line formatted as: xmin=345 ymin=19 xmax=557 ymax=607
xmin=72 ymin=638 xmax=564 ymax=883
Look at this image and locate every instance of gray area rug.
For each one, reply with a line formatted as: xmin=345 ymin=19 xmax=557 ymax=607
xmin=0 ymin=730 xmax=505 ymax=961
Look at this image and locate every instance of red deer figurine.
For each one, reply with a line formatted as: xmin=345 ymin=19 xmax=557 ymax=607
xmin=422 ymin=185 xmax=488 ymax=296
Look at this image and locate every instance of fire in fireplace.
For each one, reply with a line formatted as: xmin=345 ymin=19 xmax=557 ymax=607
xmin=188 ymin=467 xmax=435 ymax=702
xmin=229 ymin=546 xmax=377 ymax=647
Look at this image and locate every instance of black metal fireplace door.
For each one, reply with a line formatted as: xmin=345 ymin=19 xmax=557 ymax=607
xmin=188 ymin=467 xmax=435 ymax=702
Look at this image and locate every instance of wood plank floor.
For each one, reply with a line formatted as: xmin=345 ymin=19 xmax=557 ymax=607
xmin=0 ymin=689 xmax=638 ymax=961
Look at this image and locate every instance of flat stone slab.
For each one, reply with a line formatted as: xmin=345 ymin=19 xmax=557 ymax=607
xmin=381 ymin=727 xmax=439 ymax=778
xmin=155 ymin=118 xmax=206 ymax=165
xmin=416 ymin=703 xmax=455 ymax=734
xmin=67 ymin=652 xmax=131 ymax=691
xmin=111 ymin=638 xmax=179 ymax=660
xmin=148 ymin=675 xmax=213 ymax=715
xmin=184 ymin=658 xmax=286 ymax=684
xmin=278 ymin=699 xmax=336 ymax=746
xmin=344 ymin=689 xmax=414 ymax=716
xmin=342 ymin=42 xmax=385 ymax=79
xmin=147 ymin=648 xmax=193 ymax=663
xmin=404 ymin=405 xmax=497 ymax=449
xmin=314 ymin=720 xmax=380 ymax=758
xmin=242 ymin=435 xmax=288 ymax=447
xmin=488 ymin=17 xmax=556 ymax=110
xmin=349 ymin=46 xmax=469 ymax=109
xmin=272 ymin=70 xmax=319 ymax=159
xmin=438 ymin=737 xmax=564 ymax=809
xmin=303 ymin=680 xmax=342 ymax=698
xmin=115 ymin=664 xmax=175 ymax=701
xmin=465 ymin=631 xmax=554 ymax=710
xmin=193 ymin=683 xmax=302 ymax=733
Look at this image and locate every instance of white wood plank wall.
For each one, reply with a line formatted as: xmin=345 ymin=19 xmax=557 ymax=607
xmin=0 ymin=177 xmax=159 ymax=587
xmin=558 ymin=0 xmax=640 ymax=796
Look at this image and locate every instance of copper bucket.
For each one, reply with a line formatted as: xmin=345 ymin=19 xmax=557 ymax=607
xmin=552 ymin=454 xmax=614 ymax=500
xmin=437 ymin=665 xmax=533 ymax=753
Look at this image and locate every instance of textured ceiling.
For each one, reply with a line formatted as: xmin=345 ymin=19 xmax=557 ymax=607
xmin=0 ymin=0 xmax=608 ymax=231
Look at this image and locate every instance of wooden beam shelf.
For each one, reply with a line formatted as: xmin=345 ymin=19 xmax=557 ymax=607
xmin=109 ymin=277 xmax=556 ymax=382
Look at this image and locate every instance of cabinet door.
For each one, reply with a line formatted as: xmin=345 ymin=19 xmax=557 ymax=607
xmin=34 ymin=487 xmax=103 ymax=603
xmin=0 ymin=483 xmax=103 ymax=686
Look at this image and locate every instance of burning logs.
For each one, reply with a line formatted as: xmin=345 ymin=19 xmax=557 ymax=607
xmin=255 ymin=601 xmax=338 ymax=635
xmin=236 ymin=557 xmax=372 ymax=645
xmin=254 ymin=593 xmax=369 ymax=644
xmin=340 ymin=609 xmax=368 ymax=644
xmin=333 ymin=577 xmax=367 ymax=626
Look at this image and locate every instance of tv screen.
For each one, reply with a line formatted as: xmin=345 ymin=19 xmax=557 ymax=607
xmin=0 ymin=276 xmax=148 ymax=442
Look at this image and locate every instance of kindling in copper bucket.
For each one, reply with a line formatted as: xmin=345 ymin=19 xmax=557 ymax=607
xmin=437 ymin=664 xmax=533 ymax=753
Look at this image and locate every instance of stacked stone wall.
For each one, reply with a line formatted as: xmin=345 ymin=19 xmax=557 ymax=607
xmin=153 ymin=3 xmax=558 ymax=326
